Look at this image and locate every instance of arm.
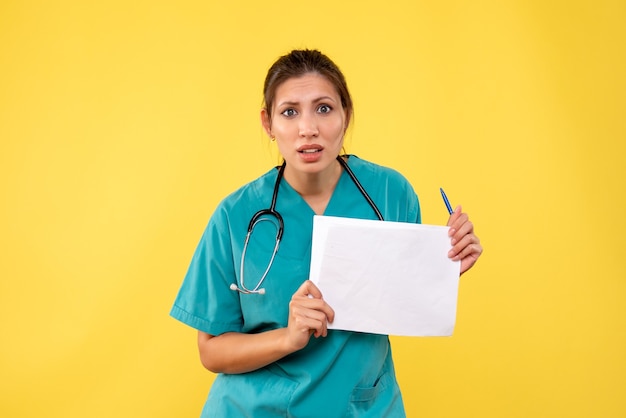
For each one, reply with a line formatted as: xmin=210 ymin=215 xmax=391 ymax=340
xmin=197 ymin=280 xmax=335 ymax=374
xmin=447 ymin=205 xmax=483 ymax=275
xmin=198 ymin=329 xmax=293 ymax=374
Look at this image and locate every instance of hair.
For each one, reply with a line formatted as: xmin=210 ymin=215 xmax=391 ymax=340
xmin=262 ymin=49 xmax=353 ymax=126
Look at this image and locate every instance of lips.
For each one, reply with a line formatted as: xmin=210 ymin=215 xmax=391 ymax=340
xmin=297 ymin=145 xmax=323 ymax=154
xmin=296 ymin=144 xmax=324 ymax=162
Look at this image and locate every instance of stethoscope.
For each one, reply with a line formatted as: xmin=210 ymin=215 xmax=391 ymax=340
xmin=230 ymin=156 xmax=384 ymax=295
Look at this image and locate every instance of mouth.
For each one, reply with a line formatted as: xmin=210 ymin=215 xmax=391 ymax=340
xmin=297 ymin=145 xmax=323 ymax=154
xmin=296 ymin=145 xmax=324 ymax=162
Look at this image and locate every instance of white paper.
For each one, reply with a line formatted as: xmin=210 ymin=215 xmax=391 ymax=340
xmin=309 ymin=215 xmax=460 ymax=337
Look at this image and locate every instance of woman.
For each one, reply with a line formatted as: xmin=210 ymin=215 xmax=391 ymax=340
xmin=171 ymin=49 xmax=482 ymax=417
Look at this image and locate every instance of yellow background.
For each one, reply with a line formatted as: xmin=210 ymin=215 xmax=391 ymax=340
xmin=1 ymin=1 xmax=624 ymax=417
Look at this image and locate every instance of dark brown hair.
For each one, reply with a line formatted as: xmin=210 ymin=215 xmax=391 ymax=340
xmin=263 ymin=49 xmax=353 ymax=125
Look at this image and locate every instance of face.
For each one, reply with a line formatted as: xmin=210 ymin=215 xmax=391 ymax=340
xmin=261 ymin=73 xmax=348 ymax=179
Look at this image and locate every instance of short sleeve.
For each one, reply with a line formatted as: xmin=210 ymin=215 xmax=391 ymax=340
xmin=170 ymin=205 xmax=244 ymax=335
xmin=349 ymin=156 xmax=421 ymax=225
xmin=405 ymin=181 xmax=421 ymax=224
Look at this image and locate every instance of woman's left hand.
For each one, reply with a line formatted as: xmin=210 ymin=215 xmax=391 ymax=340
xmin=447 ymin=205 xmax=483 ymax=275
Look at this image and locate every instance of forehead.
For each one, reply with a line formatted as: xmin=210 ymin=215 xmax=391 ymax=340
xmin=274 ymin=73 xmax=340 ymax=103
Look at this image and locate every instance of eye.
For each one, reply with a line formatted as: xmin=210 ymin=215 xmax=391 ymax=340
xmin=281 ymin=108 xmax=297 ymax=117
xmin=317 ymin=104 xmax=332 ymax=114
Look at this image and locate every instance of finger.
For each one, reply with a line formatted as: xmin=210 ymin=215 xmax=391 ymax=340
xmin=446 ymin=205 xmax=462 ymax=228
xmin=290 ymin=292 xmax=335 ymax=335
xmin=448 ymin=208 xmax=471 ymax=240
xmin=293 ymin=280 xmax=334 ymax=322
xmin=295 ymin=280 xmax=323 ymax=299
xmin=450 ymin=219 xmax=474 ymax=246
xmin=290 ymin=305 xmax=330 ymax=338
xmin=449 ymin=211 xmax=469 ymax=234
xmin=292 ymin=311 xmax=327 ymax=337
xmin=449 ymin=240 xmax=483 ymax=267
xmin=448 ymin=233 xmax=479 ymax=259
xmin=458 ymin=241 xmax=482 ymax=262
xmin=286 ymin=315 xmax=319 ymax=347
xmin=291 ymin=295 xmax=335 ymax=325
xmin=460 ymin=244 xmax=483 ymax=274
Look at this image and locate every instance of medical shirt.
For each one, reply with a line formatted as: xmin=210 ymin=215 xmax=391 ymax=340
xmin=171 ymin=155 xmax=421 ymax=417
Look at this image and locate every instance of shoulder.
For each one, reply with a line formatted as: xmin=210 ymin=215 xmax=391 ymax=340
xmin=197 ymin=167 xmax=279 ymax=237
xmin=346 ymin=155 xmax=421 ymax=223
xmin=347 ymin=155 xmax=414 ymax=189
xmin=214 ymin=167 xmax=279 ymax=214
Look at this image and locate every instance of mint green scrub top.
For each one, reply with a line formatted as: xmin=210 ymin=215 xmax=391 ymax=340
xmin=171 ymin=156 xmax=421 ymax=418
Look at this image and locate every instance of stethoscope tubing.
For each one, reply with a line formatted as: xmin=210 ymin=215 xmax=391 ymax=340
xmin=336 ymin=156 xmax=384 ymax=222
xmin=231 ymin=156 xmax=383 ymax=295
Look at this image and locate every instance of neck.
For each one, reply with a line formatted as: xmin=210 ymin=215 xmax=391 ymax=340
xmin=283 ymin=158 xmax=343 ymax=214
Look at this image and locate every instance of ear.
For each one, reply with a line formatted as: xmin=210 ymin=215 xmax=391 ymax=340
xmin=260 ymin=108 xmax=272 ymax=137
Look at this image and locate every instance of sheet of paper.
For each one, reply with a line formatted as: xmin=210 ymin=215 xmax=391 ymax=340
xmin=309 ymin=215 xmax=460 ymax=337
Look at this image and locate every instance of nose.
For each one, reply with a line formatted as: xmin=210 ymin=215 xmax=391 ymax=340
xmin=298 ymin=113 xmax=319 ymax=138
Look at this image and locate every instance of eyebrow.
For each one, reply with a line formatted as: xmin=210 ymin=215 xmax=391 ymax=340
xmin=277 ymin=96 xmax=337 ymax=108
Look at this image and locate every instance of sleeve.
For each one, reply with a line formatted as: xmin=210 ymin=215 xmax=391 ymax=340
xmin=409 ymin=183 xmax=421 ymax=224
xmin=403 ymin=184 xmax=421 ymax=224
xmin=381 ymin=168 xmax=421 ymax=224
xmin=351 ymin=156 xmax=421 ymax=224
xmin=169 ymin=205 xmax=244 ymax=335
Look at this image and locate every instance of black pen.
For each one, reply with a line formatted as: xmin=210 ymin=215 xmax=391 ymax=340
xmin=440 ymin=188 xmax=454 ymax=215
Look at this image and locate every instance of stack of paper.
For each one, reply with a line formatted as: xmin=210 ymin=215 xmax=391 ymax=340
xmin=309 ymin=216 xmax=461 ymax=337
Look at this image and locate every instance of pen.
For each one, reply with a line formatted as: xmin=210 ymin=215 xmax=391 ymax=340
xmin=440 ymin=187 xmax=454 ymax=215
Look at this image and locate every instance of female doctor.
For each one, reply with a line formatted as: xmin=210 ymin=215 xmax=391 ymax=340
xmin=170 ymin=49 xmax=482 ymax=417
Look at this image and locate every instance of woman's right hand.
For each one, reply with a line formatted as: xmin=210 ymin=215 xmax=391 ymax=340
xmin=286 ymin=280 xmax=335 ymax=351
